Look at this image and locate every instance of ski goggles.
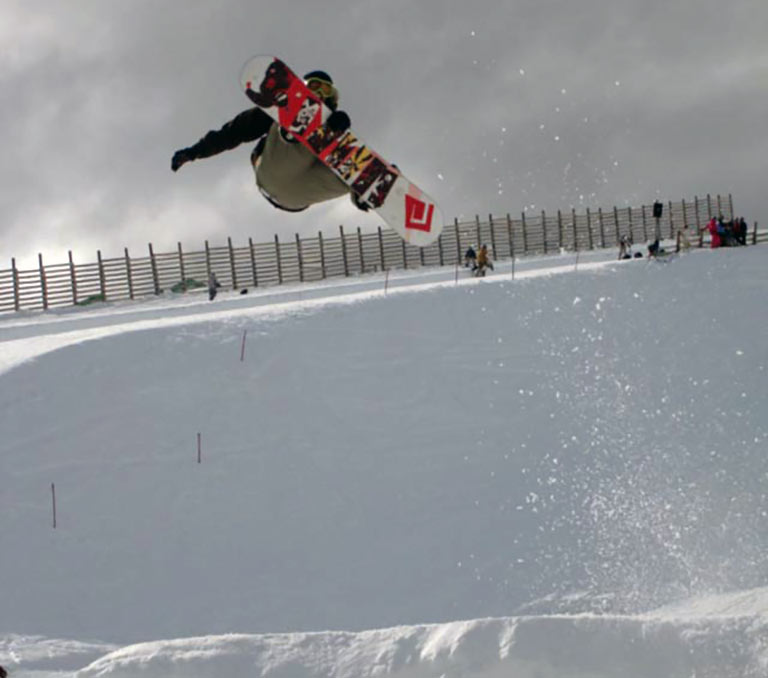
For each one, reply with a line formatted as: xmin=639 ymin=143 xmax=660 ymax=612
xmin=306 ymin=77 xmax=337 ymax=102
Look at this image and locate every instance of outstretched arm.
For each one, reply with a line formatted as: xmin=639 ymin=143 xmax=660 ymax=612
xmin=172 ymin=107 xmax=273 ymax=171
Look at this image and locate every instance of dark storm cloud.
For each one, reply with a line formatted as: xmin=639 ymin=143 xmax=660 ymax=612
xmin=1 ymin=0 xmax=766 ymax=267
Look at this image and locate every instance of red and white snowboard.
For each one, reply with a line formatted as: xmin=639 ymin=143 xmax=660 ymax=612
xmin=240 ymin=56 xmax=443 ymax=247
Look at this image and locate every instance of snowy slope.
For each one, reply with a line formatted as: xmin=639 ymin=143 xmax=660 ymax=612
xmin=1 ymin=246 xmax=767 ymax=677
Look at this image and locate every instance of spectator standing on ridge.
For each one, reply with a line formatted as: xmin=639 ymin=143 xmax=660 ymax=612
xmin=618 ymin=235 xmax=633 ymax=259
xmin=208 ymin=271 xmax=222 ymax=301
xmin=475 ymin=244 xmax=494 ymax=277
xmin=703 ymin=217 xmax=721 ymax=249
xmin=736 ymin=217 xmax=748 ymax=245
xmin=464 ymin=244 xmax=477 ymax=270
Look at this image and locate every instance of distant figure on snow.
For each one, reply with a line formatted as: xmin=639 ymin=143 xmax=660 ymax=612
xmin=475 ymin=244 xmax=494 ymax=277
xmin=208 ymin=271 xmax=222 ymax=301
xmin=464 ymin=245 xmax=477 ymax=270
xmin=648 ymin=239 xmax=664 ymax=257
xmin=703 ymin=217 xmax=721 ymax=249
xmin=1 ymin=664 xmax=8 ymax=678
xmin=618 ymin=235 xmax=633 ymax=260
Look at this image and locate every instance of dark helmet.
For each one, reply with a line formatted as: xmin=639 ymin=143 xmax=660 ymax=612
xmin=303 ymin=70 xmax=339 ymax=110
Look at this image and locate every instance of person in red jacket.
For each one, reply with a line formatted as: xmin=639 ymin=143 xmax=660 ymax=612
xmin=704 ymin=217 xmax=721 ymax=249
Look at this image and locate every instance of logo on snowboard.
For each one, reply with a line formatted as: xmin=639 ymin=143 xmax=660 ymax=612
xmin=404 ymin=195 xmax=435 ymax=232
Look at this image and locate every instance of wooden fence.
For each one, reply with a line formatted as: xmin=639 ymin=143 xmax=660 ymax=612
xmin=0 ymin=192 xmax=760 ymax=313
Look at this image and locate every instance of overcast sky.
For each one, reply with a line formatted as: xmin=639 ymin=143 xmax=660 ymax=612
xmin=2 ymin=0 xmax=766 ymax=267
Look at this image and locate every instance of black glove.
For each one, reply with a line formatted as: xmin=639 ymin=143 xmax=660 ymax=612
xmin=351 ymin=192 xmax=370 ymax=212
xmin=171 ymin=148 xmax=194 ymax=172
xmin=327 ymin=110 xmax=351 ymax=133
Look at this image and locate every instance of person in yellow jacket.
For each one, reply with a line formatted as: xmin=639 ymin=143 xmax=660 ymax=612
xmin=475 ymin=244 xmax=494 ymax=277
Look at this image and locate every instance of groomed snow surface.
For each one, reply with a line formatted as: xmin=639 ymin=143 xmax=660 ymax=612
xmin=2 ymin=247 xmax=767 ymax=677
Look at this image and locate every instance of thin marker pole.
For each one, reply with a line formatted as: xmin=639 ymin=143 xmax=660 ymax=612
xmin=197 ymin=433 xmax=202 ymax=464
xmin=384 ymin=269 xmax=390 ymax=295
xmin=240 ymin=329 xmax=247 ymax=362
xmin=51 ymin=483 xmax=57 ymax=529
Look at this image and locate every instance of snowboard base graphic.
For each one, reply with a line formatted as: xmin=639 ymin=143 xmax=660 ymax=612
xmin=240 ymin=56 xmax=443 ymax=247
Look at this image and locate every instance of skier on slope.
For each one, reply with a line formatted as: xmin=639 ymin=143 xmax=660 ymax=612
xmin=171 ymin=71 xmax=369 ymax=213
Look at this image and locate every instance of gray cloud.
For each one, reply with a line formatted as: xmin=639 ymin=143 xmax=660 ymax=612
xmin=1 ymin=0 xmax=766 ymax=267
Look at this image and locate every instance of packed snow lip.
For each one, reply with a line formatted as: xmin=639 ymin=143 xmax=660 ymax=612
xmin=1 ymin=246 xmax=767 ymax=678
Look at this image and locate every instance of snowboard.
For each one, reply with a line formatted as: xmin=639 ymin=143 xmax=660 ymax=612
xmin=240 ymin=56 xmax=443 ymax=247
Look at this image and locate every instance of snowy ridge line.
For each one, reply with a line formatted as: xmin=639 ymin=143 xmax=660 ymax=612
xmin=0 ymin=193 xmax=736 ymax=314
xmin=0 ymin=248 xmax=622 ymax=332
xmin=0 ymin=250 xmax=635 ymax=377
xmin=71 ymin=590 xmax=768 ymax=678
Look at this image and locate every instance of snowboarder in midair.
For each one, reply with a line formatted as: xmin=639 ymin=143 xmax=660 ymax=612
xmin=171 ymin=71 xmax=369 ymax=213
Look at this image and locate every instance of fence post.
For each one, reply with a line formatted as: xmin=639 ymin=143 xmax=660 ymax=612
xmin=401 ymin=235 xmax=408 ymax=270
xmin=97 ymin=250 xmax=106 ymax=301
xmin=228 ymin=237 xmax=238 ymax=289
xmin=706 ymin=194 xmax=713 ymax=220
xmin=248 ymin=237 xmax=258 ymax=287
xmin=149 ymin=243 xmax=160 ymax=295
xmin=572 ymin=208 xmax=578 ymax=251
xmin=613 ymin=206 xmax=620 ymax=244
xmin=357 ymin=227 xmax=365 ymax=273
xmin=669 ymin=200 xmax=675 ymax=238
xmin=729 ymin=193 xmax=734 ymax=220
xmin=693 ymin=195 xmax=701 ymax=231
xmin=475 ymin=215 xmax=482 ymax=249
xmin=11 ymin=257 xmax=20 ymax=311
xmin=318 ymin=231 xmax=326 ymax=279
xmin=695 ymin=196 xmax=703 ymax=247
xmin=339 ymin=225 xmax=349 ymax=277
xmin=125 ymin=248 xmax=134 ymax=300
xmin=454 ymin=218 xmax=461 ymax=263
xmin=716 ymin=194 xmax=723 ymax=218
xmin=378 ymin=227 xmax=386 ymax=270
xmin=295 ymin=233 xmax=305 ymax=282
xmin=521 ymin=212 xmax=529 ymax=254
xmin=557 ymin=209 xmax=564 ymax=250
xmin=506 ymin=214 xmax=514 ymax=258
xmin=68 ymin=250 xmax=78 ymax=305
xmin=38 ymin=253 xmax=48 ymax=310
xmin=437 ymin=232 xmax=444 ymax=266
xmin=274 ymin=234 xmax=283 ymax=284
xmin=489 ymin=214 xmax=497 ymax=258
xmin=641 ymin=204 xmax=648 ymax=241
xmin=598 ymin=207 xmax=605 ymax=248
xmin=626 ymin=207 xmax=633 ymax=243
xmin=541 ymin=210 xmax=548 ymax=253
xmin=177 ymin=242 xmax=187 ymax=291
xmin=586 ymin=208 xmax=594 ymax=250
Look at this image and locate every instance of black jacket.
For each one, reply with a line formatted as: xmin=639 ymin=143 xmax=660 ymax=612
xmin=188 ymin=108 xmax=273 ymax=160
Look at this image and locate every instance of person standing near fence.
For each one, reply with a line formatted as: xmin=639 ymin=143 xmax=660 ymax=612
xmin=464 ymin=244 xmax=477 ymax=269
xmin=703 ymin=217 xmax=721 ymax=249
xmin=475 ymin=244 xmax=494 ymax=277
xmin=208 ymin=272 xmax=222 ymax=301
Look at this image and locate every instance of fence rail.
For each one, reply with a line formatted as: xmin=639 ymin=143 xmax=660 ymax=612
xmin=0 ymin=193 xmax=760 ymax=313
